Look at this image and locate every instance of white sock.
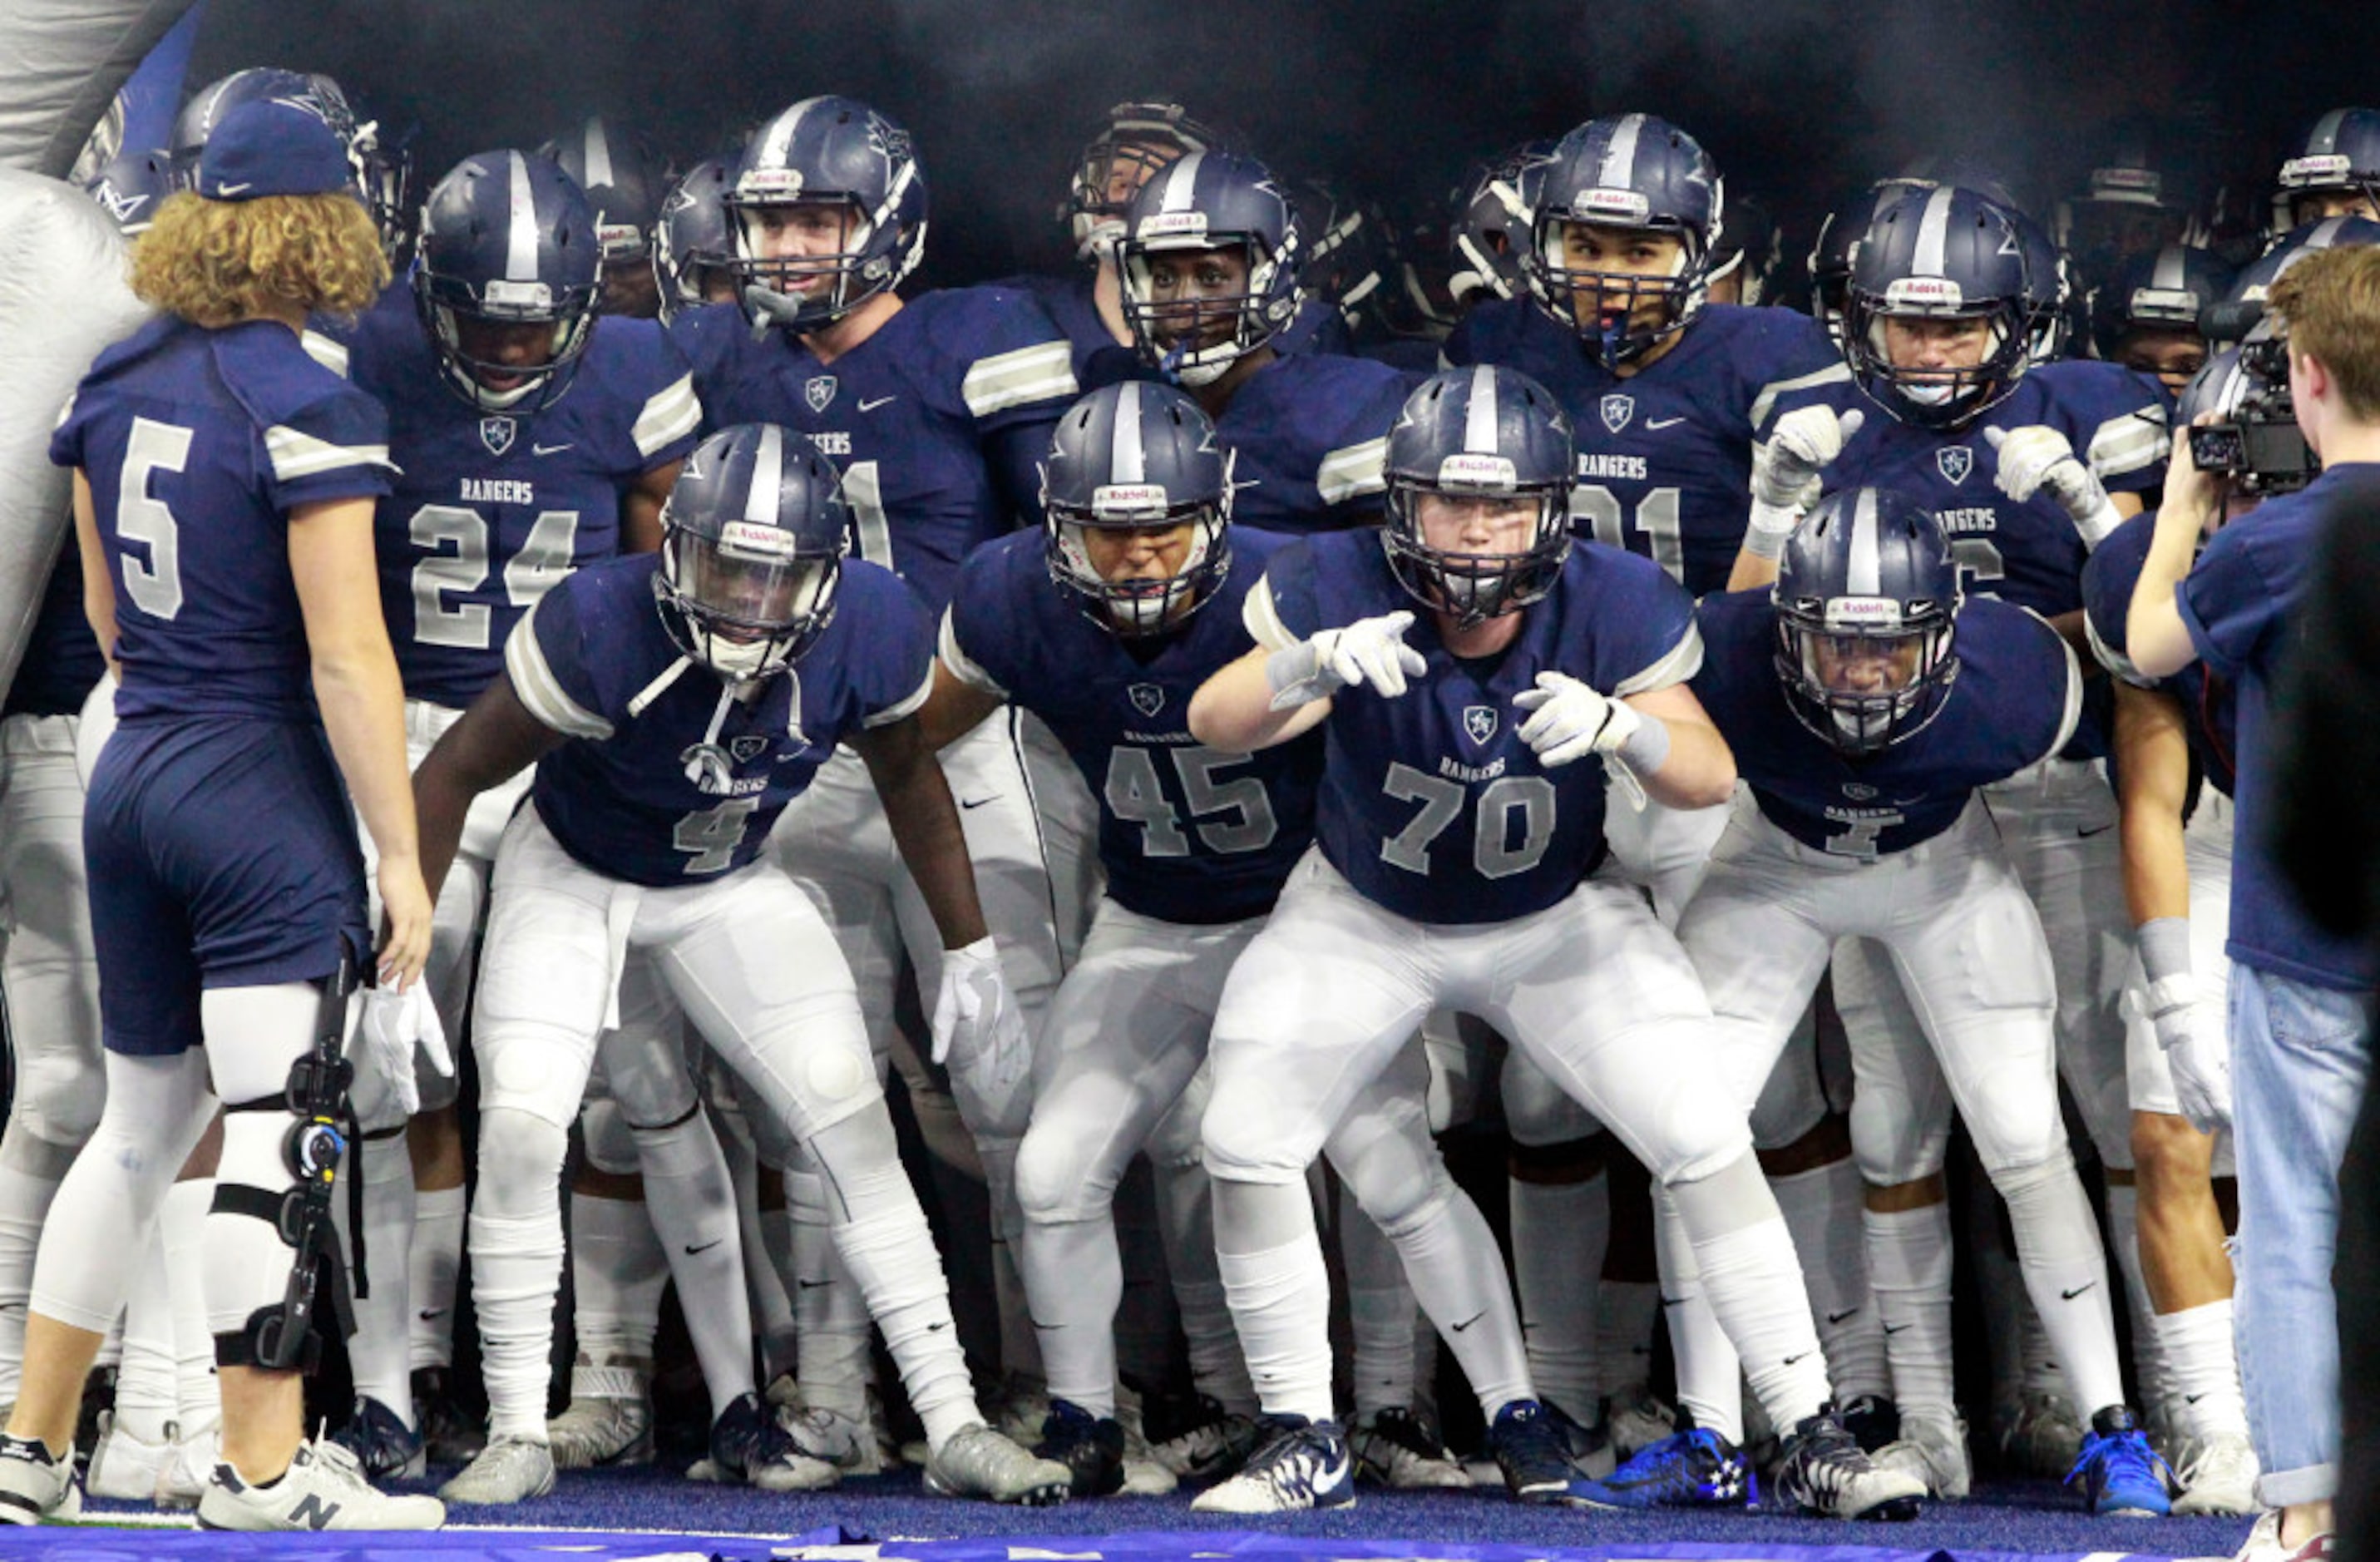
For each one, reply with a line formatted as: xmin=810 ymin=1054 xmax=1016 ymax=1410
xmin=1993 ymin=1156 xmax=2125 ymax=1416
xmin=2155 ymin=1299 xmax=2249 ymax=1440
xmin=1863 ymin=1200 xmax=1955 ymax=1414
xmin=2102 ymin=1179 xmax=2164 ymax=1403
xmin=1372 ymin=1184 xmax=1531 ymax=1419
xmin=1599 ymin=1278 xmax=1662 ymax=1401
xmin=1019 ymin=1214 xmax=1119 ymax=1417
xmin=1340 ymin=1194 xmax=1419 ymax=1419
xmin=568 ymin=1191 xmax=667 ymax=1367
xmin=1670 ymin=1159 xmax=1829 ymax=1436
xmin=1509 ymin=1165 xmax=1608 ymax=1418
xmin=0 ymin=1131 xmax=70 ymax=1404
xmin=1771 ymin=1157 xmax=1887 ymax=1403
xmin=160 ymin=1179 xmax=218 ymax=1428
xmin=1153 ymin=1155 xmax=1255 ymax=1415
xmin=1653 ymin=1188 xmax=1741 ymax=1440
xmin=470 ymin=1109 xmax=570 ymax=1442
xmin=633 ymin=1110 xmax=753 ymax=1421
xmin=116 ymin=1218 xmax=180 ymax=1444
xmin=786 ymin=1156 xmax=872 ymax=1421
xmin=407 ymin=1184 xmax=466 ymax=1372
xmin=721 ymin=1115 xmax=797 ymax=1384
xmin=1214 ymin=1178 xmax=1335 ymax=1424
xmin=755 ymin=1203 xmax=801 ymax=1387
xmin=975 ymin=1134 xmax=1041 ymax=1383
xmin=338 ymin=1132 xmax=416 ymax=1423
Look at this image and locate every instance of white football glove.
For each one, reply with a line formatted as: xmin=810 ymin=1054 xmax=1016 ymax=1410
xmin=352 ymin=982 xmax=452 ymax=1125
xmin=1513 ymin=672 xmax=1651 ymax=808
xmin=2145 ymin=976 xmax=2232 ymax=1134
xmin=1265 ymin=610 xmax=1429 ymax=710
xmin=1986 ymin=424 xmax=2122 ymax=548
xmin=1752 ymin=406 xmax=1865 ymax=509
xmin=931 ymin=937 xmax=1033 ymax=1134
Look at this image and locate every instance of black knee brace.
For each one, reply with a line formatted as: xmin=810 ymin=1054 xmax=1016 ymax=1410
xmin=213 ymin=954 xmax=363 ymax=1373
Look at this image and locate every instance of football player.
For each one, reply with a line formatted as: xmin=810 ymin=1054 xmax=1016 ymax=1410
xmin=540 ymin=117 xmax=671 ymax=319
xmin=674 ymin=95 xmax=1087 ymax=1446
xmin=337 ymin=147 xmax=706 ymax=1480
xmin=2271 ymin=109 xmax=2380 ymax=230
xmin=409 ymin=423 xmax=1073 ymax=1508
xmin=654 ymin=158 xmax=739 ymax=324
xmin=2076 ymin=348 xmax=2271 ymax=1515
xmin=1680 ymin=487 xmax=2169 ymax=1514
xmin=2090 ymin=245 xmax=2234 ymax=395
xmin=1732 ymin=184 xmax=2170 ymax=1464
xmin=1181 ymin=364 xmax=1919 ymax=1520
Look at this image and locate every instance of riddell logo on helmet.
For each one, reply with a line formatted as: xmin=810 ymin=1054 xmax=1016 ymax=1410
xmin=1437 ymin=452 xmax=1518 ymax=490
xmin=741 ymin=168 xmax=806 ymax=200
xmin=1825 ymin=596 xmax=1905 ymax=629
xmin=1884 ymin=276 xmax=1966 ymax=310
xmin=1580 ymin=187 xmax=1652 ymax=224
xmin=1139 ymin=211 xmax=1210 ymax=240
xmin=1092 ymin=482 xmax=1170 ymax=518
xmin=718 ymin=520 xmax=797 ymax=560
xmin=2284 ymin=153 xmax=2353 ymax=185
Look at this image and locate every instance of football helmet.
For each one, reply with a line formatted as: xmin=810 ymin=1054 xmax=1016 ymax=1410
xmin=83 ymin=147 xmax=175 ymax=236
xmin=655 ymin=423 xmax=850 ymax=681
xmin=539 ymin=116 xmax=669 ymax=267
xmin=2005 ymin=202 xmax=2076 ymax=363
xmin=1039 ymin=382 xmax=1233 ymax=638
xmin=654 ymin=157 xmax=738 ymax=323
xmin=1521 ymin=112 xmax=1724 ymax=368
xmin=1809 ymin=177 xmax=1934 ymax=344
xmin=1446 ymin=141 xmax=1549 ymax=307
xmin=2089 ymin=244 xmax=2233 ymax=360
xmin=726 ymin=96 xmax=927 ymax=334
xmin=1381 ymin=365 xmax=1574 ymax=628
xmin=1064 ymin=100 xmax=1226 ymax=261
xmin=412 ymin=150 xmax=603 ymax=414
xmin=171 ymin=68 xmax=409 ymax=253
xmin=2204 ymin=215 xmax=2380 ymax=344
xmin=1706 ymin=194 xmax=1782 ymax=306
xmin=1295 ymin=178 xmax=1392 ymax=336
xmin=1117 ymin=150 xmax=1303 ymax=388
xmin=2056 ymin=139 xmax=2187 ymax=282
xmin=2274 ymin=108 xmax=2380 ymax=230
xmin=1842 ymin=185 xmax=2034 ymax=428
xmin=1773 ymin=486 xmax=1963 ymax=757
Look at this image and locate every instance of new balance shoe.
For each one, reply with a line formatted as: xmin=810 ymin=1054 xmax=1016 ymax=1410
xmin=412 ymin=1367 xmax=485 ymax=1466
xmin=1192 ymin=1414 xmax=1355 ymax=1513
xmin=1488 ymin=1398 xmax=1596 ymax=1505
xmin=709 ymin=1391 xmax=837 ymax=1492
xmin=1139 ymin=1388 xmax=1260 ymax=1480
xmin=1605 ymin=1387 xmax=1679 ymax=1458
xmin=1773 ymin=1406 xmax=1924 ymax=1518
xmin=1571 ymin=1424 xmax=1755 ymax=1510
xmin=86 ymin=1410 xmax=175 ymax=1501
xmin=0 ymin=1434 xmax=79 ymax=1525
xmin=330 ymin=1395 xmax=426 ymax=1481
xmin=197 ymin=1439 xmax=443 ymax=1530
xmin=2065 ymin=1406 xmax=2173 ymax=1516
xmin=925 ymin=1422 xmax=1073 ymax=1505
xmin=1874 ymin=1406 xmax=1969 ymax=1498
xmin=1348 ymin=1406 xmax=1470 ymax=1489
xmin=2171 ymin=1429 xmax=2258 ymax=1515
xmin=1035 ymin=1398 xmax=1125 ymax=1497
xmin=437 ymin=1435 xmax=555 ymax=1505
xmin=544 ymin=1355 xmax=654 ymax=1469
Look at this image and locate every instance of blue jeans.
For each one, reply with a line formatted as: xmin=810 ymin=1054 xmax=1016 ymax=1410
xmin=2230 ymin=961 xmax=2373 ymax=1507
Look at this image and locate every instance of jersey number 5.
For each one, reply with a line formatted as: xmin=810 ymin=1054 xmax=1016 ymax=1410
xmin=116 ymin=418 xmax=194 ymax=620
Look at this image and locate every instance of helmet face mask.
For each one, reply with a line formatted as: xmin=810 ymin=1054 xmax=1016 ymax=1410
xmin=412 ymin=150 xmax=603 ymax=416
xmin=1380 ymin=366 xmax=1575 ymax=630
xmin=1066 ymin=101 xmax=1219 ymax=261
xmin=1520 ymin=115 xmax=1723 ymax=368
xmin=2274 ymin=109 xmax=2380 ymax=232
xmin=1040 ymin=382 xmax=1233 ymax=637
xmin=1117 ymin=151 xmax=1302 ymax=388
xmin=654 ymin=424 xmax=851 ymax=682
xmin=727 ymin=97 xmax=927 ymax=335
xmin=1772 ymin=487 xmax=1963 ymax=757
xmin=654 ymin=158 xmax=739 ymax=324
xmin=1842 ymin=185 xmax=2034 ymax=429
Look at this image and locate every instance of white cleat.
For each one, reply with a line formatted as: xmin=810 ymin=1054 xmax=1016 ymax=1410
xmin=86 ymin=1411 xmax=174 ymax=1503
xmin=923 ymin=1422 xmax=1073 ymax=1505
xmin=437 ymin=1434 xmax=556 ymax=1505
xmin=1606 ymin=1388 xmax=1680 ymax=1459
xmin=545 ymin=1357 xmax=654 ymax=1469
xmin=1874 ymin=1407 xmax=1971 ymax=1498
xmin=2171 ymin=1429 xmax=2260 ymax=1515
xmin=156 ymin=1418 xmax=220 ymax=1510
xmin=0 ymin=1434 xmax=80 ymax=1525
xmin=1191 ymin=1415 xmax=1357 ymax=1514
xmin=196 ymin=1439 xmax=443 ymax=1531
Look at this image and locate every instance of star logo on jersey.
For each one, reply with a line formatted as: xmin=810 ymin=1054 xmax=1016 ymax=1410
xmin=480 ymin=416 xmax=516 ymax=457
xmin=805 ymin=375 xmax=837 ymax=413
xmin=1128 ymin=683 xmax=1166 ymax=717
xmin=731 ymin=735 xmax=769 ymax=764
xmin=1842 ymin=782 xmax=1880 ymax=802
xmin=1937 ymin=446 xmax=1973 ymax=486
xmin=1463 ymin=704 xmax=1499 ymax=747
xmin=1599 ymin=393 xmax=1635 ymax=434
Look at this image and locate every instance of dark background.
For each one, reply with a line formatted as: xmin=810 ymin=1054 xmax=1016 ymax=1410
xmin=185 ymin=1 xmax=2380 ymax=288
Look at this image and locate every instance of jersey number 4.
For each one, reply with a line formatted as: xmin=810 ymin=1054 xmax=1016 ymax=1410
xmin=1104 ymin=745 xmax=1276 ymax=857
xmin=411 ymin=504 xmax=582 ymax=650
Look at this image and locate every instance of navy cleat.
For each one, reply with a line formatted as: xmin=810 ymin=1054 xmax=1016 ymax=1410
xmin=1138 ymin=1387 xmax=1260 ymax=1480
xmin=1838 ymin=1391 xmax=1901 ymax=1454
xmin=1034 ymin=1398 xmax=1126 ymax=1497
xmin=1571 ymin=1424 xmax=1756 ymax=1510
xmin=1773 ymin=1405 xmax=1926 ymax=1519
xmin=1488 ymin=1398 xmax=1598 ymax=1505
xmin=1190 ymin=1414 xmax=1355 ymax=1513
xmin=330 ymin=1395 xmax=426 ymax=1481
xmin=2065 ymin=1406 xmax=2174 ymax=1516
xmin=708 ymin=1391 xmax=837 ymax=1492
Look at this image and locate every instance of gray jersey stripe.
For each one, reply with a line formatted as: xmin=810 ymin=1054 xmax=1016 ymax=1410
xmin=1846 ymin=488 xmax=1882 ymax=596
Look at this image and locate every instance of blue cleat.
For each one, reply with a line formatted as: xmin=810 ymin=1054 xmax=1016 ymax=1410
xmin=2066 ymin=1406 xmax=2174 ymax=1516
xmin=1571 ymin=1423 xmax=1756 ymax=1510
xmin=330 ymin=1394 xmax=425 ymax=1480
xmin=1190 ymin=1414 xmax=1356 ymax=1512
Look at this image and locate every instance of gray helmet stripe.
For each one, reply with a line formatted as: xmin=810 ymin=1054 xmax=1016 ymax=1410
xmin=506 ymin=151 xmax=540 ymax=283
xmin=759 ymin=98 xmax=816 ymax=172
xmin=1159 ymin=151 xmax=1205 ymax=213
xmin=1846 ymin=489 xmax=1883 ymax=596
xmin=1598 ymin=113 xmax=1646 ymax=191
xmin=1113 ymin=384 xmax=1148 ymax=485
xmin=748 ymin=427 xmax=785 ymax=526
xmin=1464 ymin=365 xmax=1499 ymax=453
xmin=2151 ymin=244 xmax=2185 ymax=290
xmin=1912 ymin=185 xmax=1958 ymax=278
xmin=583 ymin=119 xmax=615 ymax=189
xmin=2313 ymin=107 xmax=2350 ymax=154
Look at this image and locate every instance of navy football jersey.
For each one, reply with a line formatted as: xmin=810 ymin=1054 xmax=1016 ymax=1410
xmin=1213 ymin=353 xmax=1421 ymax=536
xmin=2 ymin=548 xmax=106 ymax=719
xmin=673 ymin=286 xmax=1079 ymax=615
xmin=51 ymin=317 xmax=395 ymax=722
xmin=352 ymin=293 xmax=701 ymax=709
xmin=1445 ymin=300 xmax=1845 ymax=595
xmin=1692 ymin=590 xmax=2080 ymax=860
xmin=994 ymin=271 xmax=1127 ymax=384
xmin=1248 ymin=530 xmax=1701 ymax=924
xmin=2081 ymin=510 xmax=2238 ymax=800
xmin=507 ymin=553 xmax=933 ymax=887
xmin=943 ymin=527 xmax=1321 ymax=924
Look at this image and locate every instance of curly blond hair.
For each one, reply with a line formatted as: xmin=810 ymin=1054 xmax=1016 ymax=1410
xmin=130 ymin=190 xmax=388 ymax=329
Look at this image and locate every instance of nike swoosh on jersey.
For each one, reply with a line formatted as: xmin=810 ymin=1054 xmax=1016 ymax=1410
xmin=858 ymin=395 xmax=898 ymax=413
xmin=532 ymin=442 xmax=575 ymax=456
xmin=1646 ymin=416 xmax=1687 ymax=430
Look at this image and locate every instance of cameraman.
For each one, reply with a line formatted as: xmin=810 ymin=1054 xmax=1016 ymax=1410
xmin=2128 ymin=242 xmax=2380 ymax=1561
